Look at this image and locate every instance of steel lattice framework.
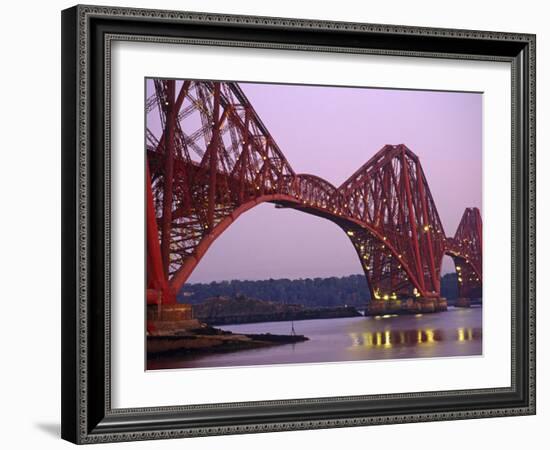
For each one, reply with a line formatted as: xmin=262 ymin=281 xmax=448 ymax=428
xmin=146 ymin=79 xmax=482 ymax=305
xmin=445 ymin=208 xmax=483 ymax=298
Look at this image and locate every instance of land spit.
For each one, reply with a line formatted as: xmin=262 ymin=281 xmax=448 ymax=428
xmin=147 ymin=319 xmax=308 ymax=357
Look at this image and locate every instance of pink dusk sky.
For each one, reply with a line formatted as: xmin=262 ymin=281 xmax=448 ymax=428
xmin=147 ymin=80 xmax=482 ymax=283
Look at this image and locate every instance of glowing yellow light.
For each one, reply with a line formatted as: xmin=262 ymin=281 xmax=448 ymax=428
xmin=384 ymin=330 xmax=392 ymax=347
xmin=457 ymin=328 xmax=465 ymax=342
xmin=383 ymin=294 xmax=389 ymax=301
xmin=426 ymin=329 xmax=435 ymax=343
xmin=374 ymin=289 xmax=381 ymax=300
xmin=347 ymin=231 xmax=354 ymax=236
xmin=423 ymin=225 xmax=429 ymax=232
xmin=456 ymin=266 xmax=461 ymax=271
xmin=364 ymin=332 xmax=374 ymax=347
xmin=391 ymin=292 xmax=397 ymax=300
xmin=458 ymin=277 xmax=463 ymax=282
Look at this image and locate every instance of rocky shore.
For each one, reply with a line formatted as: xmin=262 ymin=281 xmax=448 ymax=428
xmin=147 ymin=319 xmax=308 ymax=357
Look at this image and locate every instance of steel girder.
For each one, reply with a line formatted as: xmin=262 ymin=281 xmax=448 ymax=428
xmin=146 ymin=79 xmax=483 ymax=304
xmin=445 ymin=208 xmax=483 ymax=299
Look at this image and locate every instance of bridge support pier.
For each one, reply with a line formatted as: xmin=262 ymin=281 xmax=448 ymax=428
xmin=366 ymin=297 xmax=447 ymax=316
xmin=455 ymin=298 xmax=471 ymax=308
xmin=416 ymin=297 xmax=448 ymax=313
xmin=147 ymin=303 xmax=195 ymax=335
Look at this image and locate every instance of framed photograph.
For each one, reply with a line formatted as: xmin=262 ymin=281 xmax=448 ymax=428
xmin=61 ymin=5 xmax=536 ymax=444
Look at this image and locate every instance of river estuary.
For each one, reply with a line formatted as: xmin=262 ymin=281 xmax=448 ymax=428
xmin=148 ymin=306 xmax=482 ymax=370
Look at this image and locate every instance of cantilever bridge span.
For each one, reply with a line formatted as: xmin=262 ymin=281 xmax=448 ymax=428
xmin=146 ymin=80 xmax=482 ymax=306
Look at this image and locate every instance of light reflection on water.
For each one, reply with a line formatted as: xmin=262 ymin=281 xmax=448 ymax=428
xmin=348 ymin=326 xmax=481 ymax=349
xmin=148 ymin=306 xmax=482 ymax=370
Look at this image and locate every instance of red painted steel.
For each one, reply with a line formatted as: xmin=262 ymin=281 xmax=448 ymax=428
xmin=445 ymin=207 xmax=483 ymax=299
xmin=146 ymin=80 xmax=483 ymax=305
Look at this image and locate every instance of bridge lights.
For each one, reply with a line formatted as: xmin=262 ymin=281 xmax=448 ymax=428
xmin=423 ymin=224 xmax=430 ymax=232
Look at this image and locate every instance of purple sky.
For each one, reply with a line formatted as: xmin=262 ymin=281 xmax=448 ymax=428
xmin=149 ymin=80 xmax=482 ymax=283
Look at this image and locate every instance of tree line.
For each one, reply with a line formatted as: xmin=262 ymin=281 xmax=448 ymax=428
xmin=179 ymin=273 xmax=460 ymax=307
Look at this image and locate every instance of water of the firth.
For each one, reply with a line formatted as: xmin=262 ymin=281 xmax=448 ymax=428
xmin=148 ymin=306 xmax=482 ymax=370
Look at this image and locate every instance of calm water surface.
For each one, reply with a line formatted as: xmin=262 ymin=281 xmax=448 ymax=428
xmin=148 ymin=306 xmax=482 ymax=370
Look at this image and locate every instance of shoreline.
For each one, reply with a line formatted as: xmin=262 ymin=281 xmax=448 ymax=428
xmin=147 ymin=322 xmax=308 ymax=358
xmin=195 ymin=305 xmax=362 ymax=326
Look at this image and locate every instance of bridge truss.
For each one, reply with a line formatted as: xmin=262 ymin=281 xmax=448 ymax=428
xmin=146 ymin=79 xmax=482 ymax=305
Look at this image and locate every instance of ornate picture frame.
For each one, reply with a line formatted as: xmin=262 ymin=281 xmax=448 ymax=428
xmin=61 ymin=4 xmax=535 ymax=444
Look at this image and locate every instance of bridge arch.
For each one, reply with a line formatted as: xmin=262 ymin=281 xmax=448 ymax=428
xmin=443 ymin=207 xmax=483 ymax=299
xmin=146 ymin=79 xmax=482 ymax=305
xmin=442 ymin=249 xmax=482 ymax=299
xmin=167 ymin=190 xmax=422 ymax=301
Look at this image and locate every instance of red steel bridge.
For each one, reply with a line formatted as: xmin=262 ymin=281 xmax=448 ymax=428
xmin=146 ymin=80 xmax=482 ymax=307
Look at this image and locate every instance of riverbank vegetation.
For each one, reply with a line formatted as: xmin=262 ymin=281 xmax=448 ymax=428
xmin=179 ymin=273 xmax=461 ymax=308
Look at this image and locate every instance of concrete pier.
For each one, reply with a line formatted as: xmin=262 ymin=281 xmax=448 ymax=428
xmin=366 ymin=297 xmax=447 ymax=316
xmin=147 ymin=303 xmax=193 ymax=321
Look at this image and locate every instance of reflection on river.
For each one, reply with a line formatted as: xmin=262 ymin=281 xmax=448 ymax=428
xmin=148 ymin=306 xmax=482 ymax=370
